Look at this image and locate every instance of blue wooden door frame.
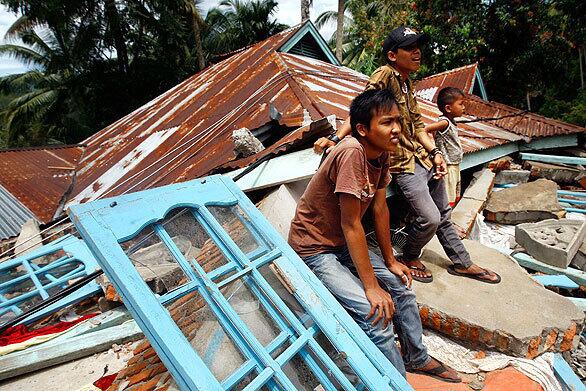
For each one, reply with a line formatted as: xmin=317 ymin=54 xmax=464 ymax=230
xmin=68 ymin=175 xmax=412 ymax=391
xmin=0 ymin=234 xmax=101 ymax=326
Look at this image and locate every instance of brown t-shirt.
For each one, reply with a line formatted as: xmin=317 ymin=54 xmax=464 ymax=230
xmin=288 ymin=137 xmax=391 ymax=257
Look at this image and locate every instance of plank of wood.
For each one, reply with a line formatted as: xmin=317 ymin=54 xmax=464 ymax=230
xmin=531 ymin=274 xmax=579 ymax=290
xmin=553 ymin=353 xmax=586 ymax=391
xmin=512 ymin=252 xmax=586 ymax=286
xmin=520 ymin=152 xmax=586 ymax=166
xmin=0 ymin=320 xmax=143 ymax=380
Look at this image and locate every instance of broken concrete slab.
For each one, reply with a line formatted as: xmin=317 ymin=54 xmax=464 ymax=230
xmin=484 ymin=179 xmax=566 ymax=224
xmin=516 ymin=219 xmax=586 ymax=268
xmin=14 ymin=219 xmax=41 ymax=255
xmin=256 ymin=181 xmax=307 ymax=239
xmin=415 ymin=237 xmax=584 ymax=358
xmin=452 ymin=169 xmax=495 ymax=235
xmin=524 ymin=161 xmax=583 ymax=185
xmin=494 ymin=169 xmax=530 ymax=185
xmin=0 ymin=340 xmax=140 ymax=391
xmin=571 ymin=241 xmax=586 ymax=271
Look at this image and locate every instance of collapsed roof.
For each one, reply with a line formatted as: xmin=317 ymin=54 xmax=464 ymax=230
xmin=0 ymin=21 xmax=583 ymax=240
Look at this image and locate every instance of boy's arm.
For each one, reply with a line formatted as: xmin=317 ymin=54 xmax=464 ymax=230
xmin=424 ymin=119 xmax=449 ymax=134
xmin=339 ymin=193 xmax=395 ymax=327
xmin=416 ymin=131 xmax=447 ymax=178
xmin=314 ymin=117 xmax=351 ymax=154
xmin=371 ymin=188 xmax=412 ymax=287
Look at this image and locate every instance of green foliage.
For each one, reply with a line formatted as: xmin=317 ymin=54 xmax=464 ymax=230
xmin=203 ymin=0 xmax=287 ymax=56
xmin=315 ymin=0 xmax=411 ymax=75
xmin=0 ymin=0 xmax=288 ymax=148
xmin=334 ymin=0 xmax=585 ymax=126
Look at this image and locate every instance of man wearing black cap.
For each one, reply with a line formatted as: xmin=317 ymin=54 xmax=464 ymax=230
xmin=314 ymin=26 xmax=500 ymax=285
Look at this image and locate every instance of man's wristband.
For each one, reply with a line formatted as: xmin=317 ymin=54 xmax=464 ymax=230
xmin=327 ymin=133 xmax=341 ymax=144
xmin=430 ymin=148 xmax=442 ymax=157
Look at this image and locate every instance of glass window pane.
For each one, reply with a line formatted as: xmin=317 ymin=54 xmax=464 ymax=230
xmin=164 ymin=290 xmax=248 ymax=383
xmin=208 ymin=205 xmax=267 ymax=255
xmin=120 ymin=224 xmax=189 ymax=295
xmin=221 ymin=277 xmax=282 ymax=347
xmin=161 ymin=207 xmax=231 ymax=273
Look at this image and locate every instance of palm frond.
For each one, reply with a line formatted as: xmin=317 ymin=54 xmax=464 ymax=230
xmin=4 ymin=15 xmax=40 ymax=41
xmin=0 ymin=44 xmax=48 ymax=67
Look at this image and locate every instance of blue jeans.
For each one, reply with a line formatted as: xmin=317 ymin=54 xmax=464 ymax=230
xmin=393 ymin=162 xmax=473 ymax=268
xmin=303 ymin=248 xmax=430 ymax=377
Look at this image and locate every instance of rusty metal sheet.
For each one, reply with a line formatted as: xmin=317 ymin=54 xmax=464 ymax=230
xmin=415 ymin=63 xmax=478 ymax=102
xmin=0 ymin=145 xmax=83 ymax=223
xmin=465 ymin=95 xmax=585 ymax=138
xmin=66 ymin=29 xmax=584 ymax=210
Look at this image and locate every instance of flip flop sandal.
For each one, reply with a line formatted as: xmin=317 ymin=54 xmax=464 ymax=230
xmin=447 ymin=265 xmax=501 ymax=284
xmin=409 ymin=362 xmax=461 ymax=383
xmin=406 ymin=264 xmax=433 ymax=283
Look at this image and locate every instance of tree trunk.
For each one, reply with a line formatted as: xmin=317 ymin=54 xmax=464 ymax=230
xmin=335 ymin=0 xmax=344 ymax=62
xmin=301 ymin=0 xmax=310 ymax=22
xmin=105 ymin=0 xmax=129 ymax=74
xmin=191 ymin=14 xmax=206 ymax=71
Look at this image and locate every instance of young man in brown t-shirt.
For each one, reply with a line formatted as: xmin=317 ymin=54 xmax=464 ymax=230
xmin=289 ymin=89 xmax=460 ymax=382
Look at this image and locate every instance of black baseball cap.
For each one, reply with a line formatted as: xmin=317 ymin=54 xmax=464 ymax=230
xmin=382 ymin=26 xmax=430 ymax=55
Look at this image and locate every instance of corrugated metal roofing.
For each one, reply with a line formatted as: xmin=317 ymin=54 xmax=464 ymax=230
xmin=0 ymin=184 xmax=36 ymax=240
xmin=415 ymin=63 xmax=478 ymax=102
xmin=0 ymin=145 xmax=83 ymax=225
xmin=464 ymin=95 xmax=585 ymax=138
xmin=64 ymin=24 xmax=584 ymax=208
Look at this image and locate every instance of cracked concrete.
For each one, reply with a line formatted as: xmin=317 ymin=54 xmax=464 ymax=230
xmin=484 ymin=179 xmax=565 ymax=224
xmin=415 ymin=237 xmax=584 ymax=357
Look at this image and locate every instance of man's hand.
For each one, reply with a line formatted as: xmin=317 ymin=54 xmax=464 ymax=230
xmin=313 ymin=137 xmax=336 ymax=154
xmin=386 ymin=261 xmax=412 ymax=288
xmin=433 ymin=153 xmax=447 ymax=179
xmin=365 ymin=285 xmax=395 ymax=328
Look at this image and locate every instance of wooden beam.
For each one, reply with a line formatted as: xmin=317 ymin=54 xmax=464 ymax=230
xmin=531 ymin=274 xmax=579 ymax=290
xmin=553 ymin=353 xmax=586 ymax=391
xmin=513 ymin=252 xmax=586 ymax=286
xmin=0 ymin=320 xmax=143 ymax=380
xmin=520 ymin=152 xmax=586 ymax=166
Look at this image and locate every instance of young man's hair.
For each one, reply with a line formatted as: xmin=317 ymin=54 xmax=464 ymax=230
xmin=350 ymin=89 xmax=398 ymax=138
xmin=437 ymin=87 xmax=465 ymax=115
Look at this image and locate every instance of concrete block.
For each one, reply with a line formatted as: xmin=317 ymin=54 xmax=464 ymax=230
xmin=494 ymin=170 xmax=530 ymax=185
xmin=569 ymin=239 xmax=586 ymax=271
xmin=485 ymin=179 xmax=565 ymax=224
xmin=525 ymin=161 xmax=583 ymax=185
xmin=462 ymin=169 xmax=495 ymax=201
xmin=516 ymin=219 xmax=586 ymax=268
xmin=451 ymin=169 xmax=495 ymax=235
xmin=414 ymin=238 xmax=584 ymax=357
xmin=256 ymin=181 xmax=307 ymax=240
xmin=452 ymin=198 xmax=485 ymax=233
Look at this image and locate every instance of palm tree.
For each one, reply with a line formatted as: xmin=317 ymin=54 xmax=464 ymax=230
xmin=315 ymin=0 xmax=410 ymax=73
xmin=204 ymin=0 xmax=288 ymax=56
xmin=181 ymin=0 xmax=207 ymax=71
xmin=301 ymin=0 xmax=311 ymax=22
xmin=0 ymin=17 xmax=84 ymax=145
xmin=335 ymin=0 xmax=344 ymax=62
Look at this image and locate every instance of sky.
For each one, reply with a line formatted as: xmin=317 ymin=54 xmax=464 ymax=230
xmin=0 ymin=0 xmax=338 ymax=76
